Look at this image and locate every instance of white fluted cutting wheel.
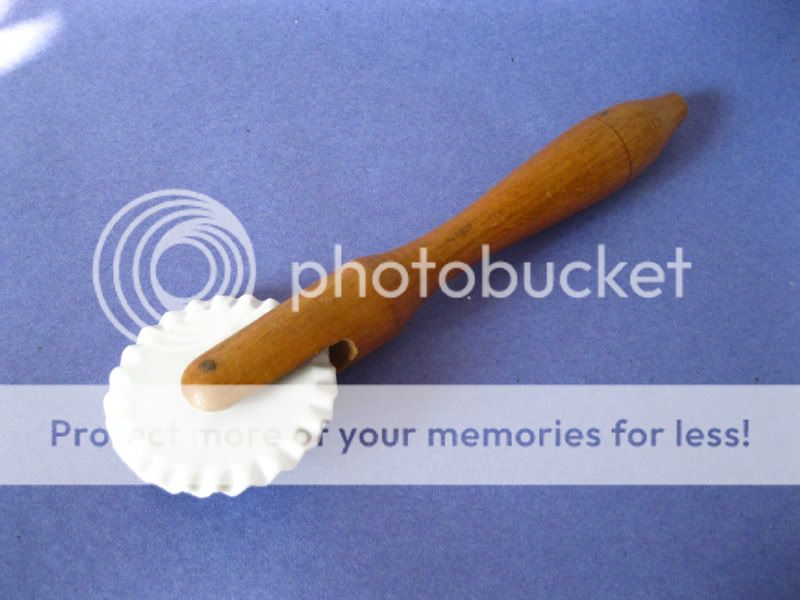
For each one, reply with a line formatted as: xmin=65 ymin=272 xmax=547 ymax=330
xmin=103 ymin=295 xmax=337 ymax=497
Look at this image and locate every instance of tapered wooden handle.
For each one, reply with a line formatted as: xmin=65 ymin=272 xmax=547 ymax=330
xmin=396 ymin=93 xmax=687 ymax=289
xmin=182 ymin=93 xmax=687 ymax=411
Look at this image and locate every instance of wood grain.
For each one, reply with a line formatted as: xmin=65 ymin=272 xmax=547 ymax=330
xmin=182 ymin=93 xmax=687 ymax=411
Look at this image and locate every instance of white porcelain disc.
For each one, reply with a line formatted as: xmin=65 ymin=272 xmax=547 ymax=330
xmin=103 ymin=295 xmax=337 ymax=497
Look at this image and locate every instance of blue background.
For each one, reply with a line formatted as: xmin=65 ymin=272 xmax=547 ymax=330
xmin=2 ymin=0 xmax=799 ymax=597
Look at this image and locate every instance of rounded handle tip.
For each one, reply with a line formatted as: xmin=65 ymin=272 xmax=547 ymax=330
xmin=654 ymin=92 xmax=688 ymax=129
xmin=181 ymin=358 xmax=246 ymax=412
xmin=598 ymin=92 xmax=688 ymax=180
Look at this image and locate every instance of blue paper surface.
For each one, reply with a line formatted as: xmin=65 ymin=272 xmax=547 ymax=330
xmin=1 ymin=0 xmax=799 ymax=597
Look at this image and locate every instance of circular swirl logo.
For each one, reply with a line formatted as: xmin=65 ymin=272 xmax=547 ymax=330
xmin=93 ymin=189 xmax=256 ymax=341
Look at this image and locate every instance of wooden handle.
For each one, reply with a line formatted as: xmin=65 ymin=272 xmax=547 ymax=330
xmin=401 ymin=93 xmax=687 ymax=286
xmin=182 ymin=93 xmax=687 ymax=411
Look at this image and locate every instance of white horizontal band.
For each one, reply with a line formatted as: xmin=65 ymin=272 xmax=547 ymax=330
xmin=1 ymin=385 xmax=797 ymax=486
